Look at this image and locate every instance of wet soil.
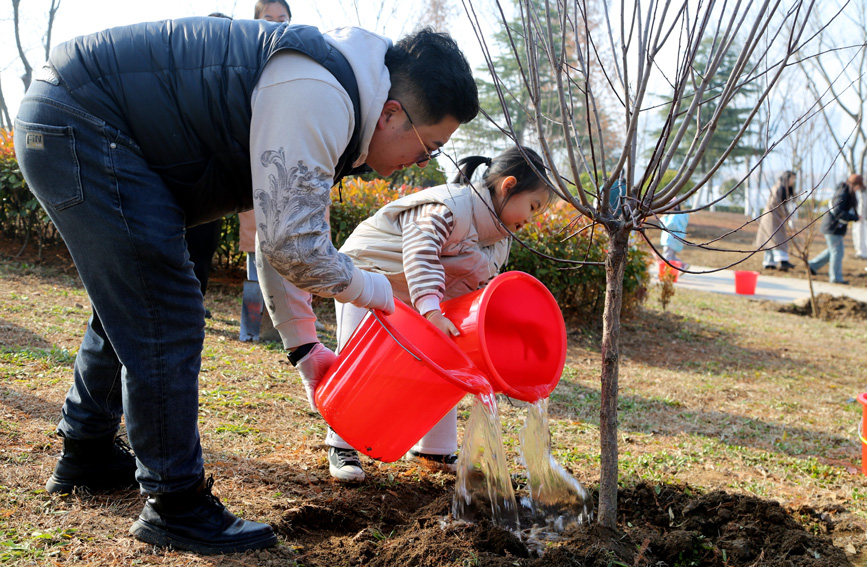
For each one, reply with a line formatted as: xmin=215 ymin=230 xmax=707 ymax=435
xmin=270 ymin=479 xmax=858 ymax=566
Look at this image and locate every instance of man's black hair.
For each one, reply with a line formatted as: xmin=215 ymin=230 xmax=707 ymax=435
xmin=385 ymin=28 xmax=479 ymax=125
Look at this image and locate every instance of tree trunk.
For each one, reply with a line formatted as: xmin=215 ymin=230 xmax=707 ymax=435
xmin=597 ymin=225 xmax=630 ymax=528
xmin=806 ymin=263 xmax=818 ymax=318
xmin=0 ymin=75 xmax=11 ymax=130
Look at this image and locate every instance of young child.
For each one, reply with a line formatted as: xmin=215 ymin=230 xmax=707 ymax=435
xmin=324 ymin=146 xmax=555 ymax=481
xmin=659 ymin=204 xmax=690 ymax=270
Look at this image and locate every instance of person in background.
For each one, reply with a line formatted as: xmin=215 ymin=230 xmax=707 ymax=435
xmin=854 ymin=177 xmax=867 ymax=260
xmin=15 ymin=16 xmax=478 ymax=554
xmin=659 ymin=204 xmax=690 ymax=270
xmin=254 ymin=0 xmax=291 ymax=21
xmin=237 ymin=1 xmax=293 ymax=341
xmin=808 ymin=174 xmax=863 ymax=285
xmin=316 ymin=146 xmax=555 ymax=482
xmin=237 ymin=212 xmax=259 ymax=311
xmin=755 ymin=170 xmax=797 ymax=271
xmin=240 ymin=0 xmax=326 ymax=341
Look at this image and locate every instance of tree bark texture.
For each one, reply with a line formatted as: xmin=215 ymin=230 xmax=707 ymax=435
xmin=597 ymin=226 xmax=630 ymax=528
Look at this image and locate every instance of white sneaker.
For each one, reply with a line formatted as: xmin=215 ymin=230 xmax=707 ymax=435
xmin=404 ymin=450 xmax=458 ymax=473
xmin=327 ymin=446 xmax=365 ymax=482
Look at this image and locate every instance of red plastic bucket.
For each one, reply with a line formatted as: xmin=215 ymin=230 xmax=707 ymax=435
xmin=658 ymin=260 xmax=682 ymax=282
xmin=440 ymin=271 xmax=566 ymax=403
xmin=734 ymin=270 xmax=759 ymax=295
xmin=315 ymin=299 xmax=491 ymax=463
xmin=858 ymin=393 xmax=867 ymax=475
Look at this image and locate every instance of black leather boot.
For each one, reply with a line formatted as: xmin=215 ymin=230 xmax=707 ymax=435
xmin=130 ymin=475 xmax=277 ymax=554
xmin=45 ymin=431 xmax=137 ymax=493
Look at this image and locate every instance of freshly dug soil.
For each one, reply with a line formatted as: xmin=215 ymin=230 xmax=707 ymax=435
xmin=269 ymin=479 xmax=857 ymax=566
xmin=777 ymin=293 xmax=867 ymax=322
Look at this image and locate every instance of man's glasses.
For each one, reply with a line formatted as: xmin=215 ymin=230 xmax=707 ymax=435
xmin=399 ymin=102 xmax=442 ymax=165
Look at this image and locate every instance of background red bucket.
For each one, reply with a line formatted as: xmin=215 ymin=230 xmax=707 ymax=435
xmin=658 ymin=260 xmax=682 ymax=282
xmin=734 ymin=270 xmax=759 ymax=295
xmin=441 ymin=271 xmax=566 ymax=403
xmin=315 ymin=299 xmax=491 ymax=462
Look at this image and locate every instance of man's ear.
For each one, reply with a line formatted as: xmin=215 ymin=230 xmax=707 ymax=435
xmin=377 ymin=100 xmax=402 ymax=129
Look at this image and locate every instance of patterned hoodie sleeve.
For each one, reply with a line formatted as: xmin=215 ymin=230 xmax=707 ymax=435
xmin=248 ymin=53 xmax=365 ymax=304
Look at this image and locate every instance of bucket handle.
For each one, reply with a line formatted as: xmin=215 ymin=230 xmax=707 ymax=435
xmin=369 ymin=310 xmax=421 ymax=362
xmin=368 ymin=309 xmax=490 ymax=396
xmin=860 ymin=418 xmax=867 ymax=446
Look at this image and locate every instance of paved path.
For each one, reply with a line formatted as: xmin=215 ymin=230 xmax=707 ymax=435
xmin=658 ymin=264 xmax=867 ymax=304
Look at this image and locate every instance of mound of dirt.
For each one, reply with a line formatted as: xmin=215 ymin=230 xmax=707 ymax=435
xmin=777 ymin=293 xmax=867 ymax=321
xmin=271 ymin=480 xmax=856 ymax=566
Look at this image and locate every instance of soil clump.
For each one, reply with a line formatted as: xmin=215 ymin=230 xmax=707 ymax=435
xmin=777 ymin=293 xmax=867 ymax=321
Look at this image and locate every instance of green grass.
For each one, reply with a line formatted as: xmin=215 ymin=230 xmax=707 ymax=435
xmin=0 ymin=526 xmax=78 ymax=564
xmin=0 ymin=345 xmax=75 ymax=366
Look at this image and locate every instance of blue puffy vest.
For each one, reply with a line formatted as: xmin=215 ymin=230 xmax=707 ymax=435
xmin=49 ymin=18 xmax=363 ymax=225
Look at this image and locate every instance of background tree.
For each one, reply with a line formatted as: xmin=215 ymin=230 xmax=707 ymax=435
xmin=419 ymin=0 xmax=459 ymax=31
xmin=459 ymin=0 xmax=621 ymax=170
xmin=652 ymin=37 xmax=764 ymax=209
xmin=462 ymin=0 xmax=839 ymax=529
xmin=799 ymin=0 xmax=867 ymax=176
xmin=1 ymin=0 xmax=62 ymax=130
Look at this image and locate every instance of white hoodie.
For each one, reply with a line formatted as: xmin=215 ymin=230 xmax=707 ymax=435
xmin=248 ymin=27 xmax=392 ymax=346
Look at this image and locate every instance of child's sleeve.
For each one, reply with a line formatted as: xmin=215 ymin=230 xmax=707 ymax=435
xmin=398 ymin=203 xmax=455 ymax=314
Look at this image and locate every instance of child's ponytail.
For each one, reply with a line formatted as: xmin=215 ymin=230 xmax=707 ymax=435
xmin=455 ymin=146 xmax=554 ymax=204
xmin=451 ymin=156 xmax=492 ymax=185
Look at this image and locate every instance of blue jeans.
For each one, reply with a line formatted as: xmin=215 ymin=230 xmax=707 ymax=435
xmin=809 ymin=233 xmax=845 ymax=283
xmin=14 ymin=80 xmax=205 ymax=493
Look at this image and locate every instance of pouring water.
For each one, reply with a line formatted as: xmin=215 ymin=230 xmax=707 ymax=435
xmin=452 ymin=392 xmax=593 ymax=540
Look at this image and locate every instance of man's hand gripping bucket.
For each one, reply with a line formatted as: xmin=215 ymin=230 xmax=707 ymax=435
xmin=315 ymin=299 xmax=492 ymax=463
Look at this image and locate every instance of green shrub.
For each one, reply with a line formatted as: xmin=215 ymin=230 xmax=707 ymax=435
xmin=0 ymin=129 xmax=60 ymax=256
xmin=329 ymin=178 xmax=406 ymax=249
xmin=357 ymin=157 xmax=447 ymax=189
xmin=0 ymin=137 xmax=649 ymax=317
xmin=214 ymin=214 xmax=242 ymax=269
xmin=505 ymin=205 xmax=649 ymax=321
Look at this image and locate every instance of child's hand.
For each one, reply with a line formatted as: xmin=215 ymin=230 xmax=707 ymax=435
xmin=424 ymin=310 xmax=460 ymax=336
